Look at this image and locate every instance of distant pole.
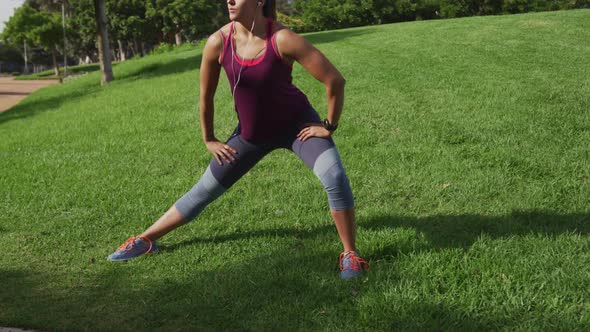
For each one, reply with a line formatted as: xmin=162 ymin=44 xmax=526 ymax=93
xmin=23 ymin=39 xmax=29 ymax=74
xmin=62 ymin=1 xmax=68 ymax=76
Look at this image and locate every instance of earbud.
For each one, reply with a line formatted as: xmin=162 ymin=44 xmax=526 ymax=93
xmin=257 ymin=1 xmax=262 ymax=6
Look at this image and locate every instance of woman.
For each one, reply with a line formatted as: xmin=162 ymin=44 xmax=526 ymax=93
xmin=107 ymin=0 xmax=369 ymax=280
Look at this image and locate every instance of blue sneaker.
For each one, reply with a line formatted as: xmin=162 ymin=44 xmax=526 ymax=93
xmin=339 ymin=250 xmax=369 ymax=280
xmin=107 ymin=236 xmax=159 ymax=262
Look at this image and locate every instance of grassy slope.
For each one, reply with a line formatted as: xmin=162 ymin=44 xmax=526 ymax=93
xmin=1 ymin=9 xmax=589 ymax=331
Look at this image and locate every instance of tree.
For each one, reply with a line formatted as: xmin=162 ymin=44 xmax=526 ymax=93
xmin=28 ymin=10 xmax=66 ymax=75
xmin=2 ymin=4 xmax=68 ymax=75
xmin=107 ymin=0 xmax=151 ymax=60
xmin=154 ymin=0 xmax=217 ymax=45
xmin=94 ymin=0 xmax=113 ymax=84
xmin=68 ymin=0 xmax=99 ymax=62
xmin=1 ymin=5 xmax=44 ymax=73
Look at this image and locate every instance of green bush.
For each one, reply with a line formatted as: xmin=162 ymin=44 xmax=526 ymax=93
xmin=502 ymin=0 xmax=532 ymax=13
xmin=277 ymin=11 xmax=308 ymax=33
xmin=149 ymin=43 xmax=175 ymax=55
xmin=416 ymin=0 xmax=442 ymax=20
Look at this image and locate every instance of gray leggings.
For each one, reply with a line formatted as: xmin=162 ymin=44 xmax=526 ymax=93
xmin=174 ymin=111 xmax=354 ymax=222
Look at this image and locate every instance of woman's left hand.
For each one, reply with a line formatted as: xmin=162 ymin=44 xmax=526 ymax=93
xmin=297 ymin=122 xmax=332 ymax=142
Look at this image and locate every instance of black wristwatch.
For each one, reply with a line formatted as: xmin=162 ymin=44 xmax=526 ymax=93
xmin=323 ymin=119 xmax=338 ymax=132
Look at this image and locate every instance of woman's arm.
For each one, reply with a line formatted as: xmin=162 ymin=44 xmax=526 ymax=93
xmin=200 ymin=32 xmax=223 ymax=143
xmin=276 ymin=29 xmax=346 ymax=127
xmin=199 ymin=31 xmax=239 ymax=165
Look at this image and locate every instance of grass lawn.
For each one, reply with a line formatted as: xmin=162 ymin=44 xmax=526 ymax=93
xmin=1 ymin=9 xmax=589 ymax=331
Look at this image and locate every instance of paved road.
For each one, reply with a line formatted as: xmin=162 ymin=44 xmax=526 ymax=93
xmin=0 ymin=76 xmax=59 ymax=113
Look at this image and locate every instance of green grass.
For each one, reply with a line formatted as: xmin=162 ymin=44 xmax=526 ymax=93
xmin=1 ymin=9 xmax=589 ymax=331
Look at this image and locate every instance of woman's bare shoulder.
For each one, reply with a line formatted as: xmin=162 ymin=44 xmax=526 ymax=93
xmin=219 ymin=22 xmax=232 ymax=38
xmin=272 ymin=21 xmax=300 ymax=65
xmin=272 ymin=20 xmax=291 ymax=36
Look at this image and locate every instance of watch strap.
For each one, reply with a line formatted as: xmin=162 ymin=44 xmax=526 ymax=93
xmin=323 ymin=118 xmax=338 ymax=132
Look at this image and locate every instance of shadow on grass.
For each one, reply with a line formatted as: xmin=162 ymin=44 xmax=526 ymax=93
xmin=116 ymin=54 xmax=202 ymax=82
xmin=160 ymin=223 xmax=319 ymax=253
xmin=0 ymin=248 xmax=354 ymax=330
xmin=0 ymin=92 xmax=30 ymax=96
xmin=1 ymin=209 xmax=588 ymax=330
xmin=0 ymin=55 xmax=200 ymax=125
xmin=0 ymin=87 xmax=100 ymax=126
xmin=361 ymin=209 xmax=590 ymax=263
xmin=0 ymin=252 xmax=499 ymax=331
xmin=164 ymin=209 xmax=589 ymax=258
xmin=303 ymin=27 xmax=377 ymax=45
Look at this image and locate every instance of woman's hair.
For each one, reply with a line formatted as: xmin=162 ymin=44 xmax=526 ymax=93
xmin=262 ymin=0 xmax=276 ymax=20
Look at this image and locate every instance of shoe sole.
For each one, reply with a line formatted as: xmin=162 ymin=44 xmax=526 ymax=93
xmin=107 ymin=250 xmax=159 ymax=262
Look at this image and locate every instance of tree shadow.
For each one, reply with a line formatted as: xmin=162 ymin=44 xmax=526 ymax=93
xmin=116 ymin=54 xmax=202 ymax=82
xmin=1 ymin=209 xmax=588 ymax=330
xmin=303 ymin=27 xmax=377 ymax=45
xmin=159 ymin=223 xmax=333 ymax=253
xmin=0 ymin=54 xmax=200 ymax=125
xmin=361 ymin=209 xmax=590 ymax=261
xmin=0 ymin=87 xmax=100 ymax=126
xmin=0 ymin=248 xmax=352 ymax=330
xmin=0 ymin=92 xmax=30 ymax=96
xmin=162 ymin=209 xmax=589 ymax=262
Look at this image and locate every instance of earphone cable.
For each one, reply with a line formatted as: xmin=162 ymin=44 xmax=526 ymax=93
xmin=231 ymin=17 xmax=257 ymax=99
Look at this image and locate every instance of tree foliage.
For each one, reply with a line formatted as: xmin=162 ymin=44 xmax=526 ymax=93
xmin=3 ymin=0 xmax=588 ymax=67
xmin=291 ymin=0 xmax=589 ymax=30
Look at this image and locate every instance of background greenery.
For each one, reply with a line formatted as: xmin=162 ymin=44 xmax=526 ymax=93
xmin=1 ymin=8 xmax=589 ymax=331
xmin=1 ymin=0 xmax=589 ymax=75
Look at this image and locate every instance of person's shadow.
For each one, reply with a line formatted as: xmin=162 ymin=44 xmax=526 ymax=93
xmin=162 ymin=208 xmax=589 ymax=262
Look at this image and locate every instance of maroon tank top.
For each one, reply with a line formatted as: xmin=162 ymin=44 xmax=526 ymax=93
xmin=220 ymin=17 xmax=314 ymax=143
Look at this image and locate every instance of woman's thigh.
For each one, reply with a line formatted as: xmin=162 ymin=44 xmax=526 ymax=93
xmin=287 ymin=108 xmax=337 ymax=170
xmin=208 ymin=126 xmax=271 ymax=189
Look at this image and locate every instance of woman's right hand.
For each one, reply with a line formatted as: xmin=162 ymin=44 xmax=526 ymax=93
xmin=205 ymin=139 xmax=239 ymax=165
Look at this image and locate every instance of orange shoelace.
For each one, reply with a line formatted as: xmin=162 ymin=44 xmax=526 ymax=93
xmin=117 ymin=236 xmax=153 ymax=253
xmin=339 ymin=251 xmax=370 ymax=272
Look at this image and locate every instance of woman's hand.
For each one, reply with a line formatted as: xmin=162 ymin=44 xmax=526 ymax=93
xmin=297 ymin=122 xmax=332 ymax=142
xmin=205 ymin=139 xmax=239 ymax=165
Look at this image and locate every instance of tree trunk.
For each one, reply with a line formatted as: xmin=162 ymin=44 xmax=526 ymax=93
xmin=127 ymin=41 xmax=136 ymax=58
xmin=51 ymin=46 xmax=60 ymax=76
xmin=175 ymin=31 xmax=182 ymax=46
xmin=93 ymin=0 xmax=114 ymax=85
xmin=134 ymin=40 xmax=141 ymax=57
xmin=117 ymin=39 xmax=126 ymax=61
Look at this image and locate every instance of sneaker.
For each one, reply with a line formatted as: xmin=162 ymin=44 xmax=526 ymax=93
xmin=107 ymin=236 xmax=159 ymax=262
xmin=339 ymin=250 xmax=369 ymax=280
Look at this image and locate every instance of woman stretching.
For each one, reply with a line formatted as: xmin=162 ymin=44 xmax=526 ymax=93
xmin=107 ymin=0 xmax=369 ymax=280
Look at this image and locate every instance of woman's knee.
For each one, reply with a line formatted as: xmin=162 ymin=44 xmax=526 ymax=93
xmin=174 ymin=165 xmax=227 ymax=222
xmin=312 ymin=147 xmax=355 ymax=210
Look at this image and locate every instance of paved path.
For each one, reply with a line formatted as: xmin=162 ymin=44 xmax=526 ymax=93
xmin=0 ymin=76 xmax=59 ymax=113
xmin=0 ymin=328 xmax=42 ymax=332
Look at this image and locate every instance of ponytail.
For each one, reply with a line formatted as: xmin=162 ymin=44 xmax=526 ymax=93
xmin=262 ymin=0 xmax=276 ymax=20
